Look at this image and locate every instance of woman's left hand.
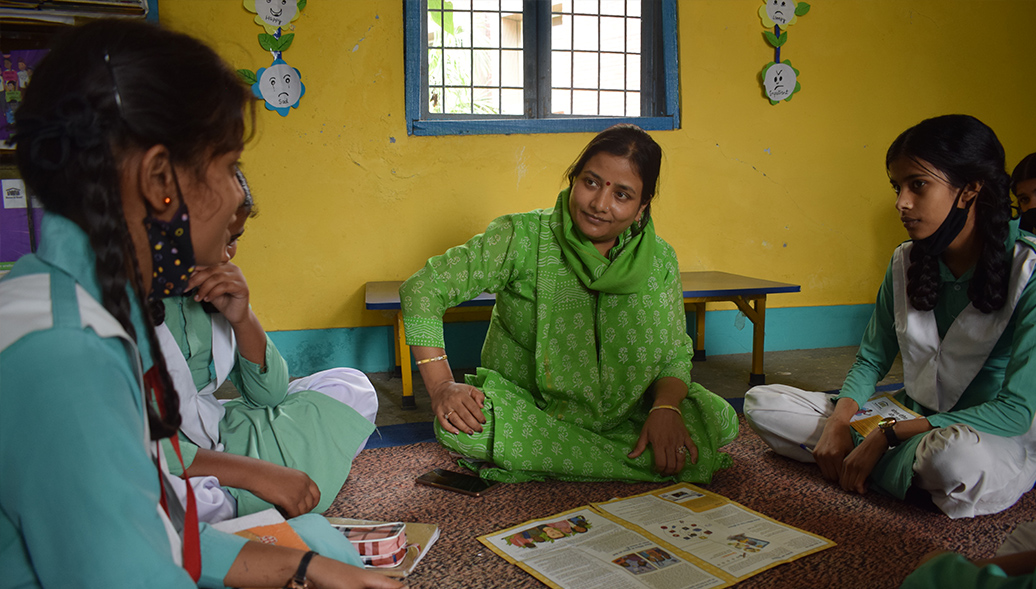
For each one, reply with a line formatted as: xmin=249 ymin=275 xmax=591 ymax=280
xmin=629 ymin=408 xmax=697 ymax=476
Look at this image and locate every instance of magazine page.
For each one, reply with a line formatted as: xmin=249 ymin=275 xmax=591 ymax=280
xmin=479 ymin=507 xmax=727 ymax=589
xmin=594 ymin=484 xmax=834 ymax=581
xmin=849 ymin=392 xmax=921 ymax=436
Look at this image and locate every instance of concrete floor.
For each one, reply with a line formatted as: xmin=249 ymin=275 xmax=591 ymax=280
xmin=370 ymin=346 xmax=904 ymax=426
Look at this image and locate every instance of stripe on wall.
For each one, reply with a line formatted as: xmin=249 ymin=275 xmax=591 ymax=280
xmin=269 ymin=304 xmax=875 ymax=377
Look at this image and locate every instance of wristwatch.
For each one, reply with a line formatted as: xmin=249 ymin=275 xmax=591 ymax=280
xmin=877 ymin=417 xmax=901 ymax=447
xmin=285 ymin=550 xmax=317 ymax=589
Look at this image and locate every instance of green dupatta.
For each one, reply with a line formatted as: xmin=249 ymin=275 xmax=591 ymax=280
xmin=550 ymin=188 xmax=656 ymax=294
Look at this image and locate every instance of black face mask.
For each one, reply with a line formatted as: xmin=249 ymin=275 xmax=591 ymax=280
xmin=913 ymin=188 xmax=973 ymax=257
xmin=1020 ymin=208 xmax=1036 ymax=234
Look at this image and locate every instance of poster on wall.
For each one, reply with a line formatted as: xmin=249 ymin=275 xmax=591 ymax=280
xmin=1 ymin=49 xmax=49 ymax=148
xmin=1 ymin=178 xmax=44 ymax=276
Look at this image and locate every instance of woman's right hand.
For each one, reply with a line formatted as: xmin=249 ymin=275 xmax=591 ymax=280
xmin=813 ymin=417 xmax=855 ymax=482
xmin=429 ymin=381 xmax=486 ymax=436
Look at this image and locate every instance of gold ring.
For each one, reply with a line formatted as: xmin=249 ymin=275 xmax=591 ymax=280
xmin=444 ymin=410 xmax=454 ymax=420
xmin=677 ymin=447 xmax=688 ymax=456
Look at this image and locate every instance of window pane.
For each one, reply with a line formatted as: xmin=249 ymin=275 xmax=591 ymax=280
xmin=600 ymin=0 xmax=624 ymax=16
xmin=573 ymin=0 xmax=598 ymax=15
xmin=572 ymin=89 xmax=598 ymax=115
xmin=427 ymin=10 xmax=446 ymax=48
xmin=552 ymin=11 xmax=571 ymax=51
xmin=572 ymin=15 xmax=599 ymax=51
xmin=552 ymin=50 xmax=573 ymax=88
xmin=626 ymin=16 xmax=640 ymax=53
xmin=443 ymin=49 xmax=472 ymax=86
xmin=501 ymin=88 xmax=524 ymax=115
xmin=626 ymin=91 xmax=641 ymax=117
xmin=429 ymin=87 xmax=444 ymax=113
xmin=501 ymin=12 xmax=522 ymax=49
xmin=600 ymin=90 xmax=624 ymax=116
xmin=600 ymin=53 xmax=624 ymax=90
xmin=474 ymin=49 xmax=499 ymax=86
xmin=472 ymin=11 xmax=499 ymax=47
xmin=452 ymin=10 xmax=472 ymax=47
xmin=600 ymin=16 xmax=624 ymax=52
xmin=626 ymin=0 xmax=640 ymax=18
xmin=428 ymin=49 xmax=444 ymax=85
xmin=451 ymin=0 xmax=472 ymax=10
xmin=552 ymin=88 xmax=572 ymax=115
xmin=472 ymin=0 xmax=498 ymax=10
xmin=473 ymin=88 xmax=500 ymax=114
xmin=626 ymin=53 xmax=640 ymax=91
xmin=501 ymin=49 xmax=523 ymax=86
xmin=572 ymin=51 xmax=598 ymax=89
xmin=501 ymin=0 xmax=522 ymax=11
xmin=444 ymin=87 xmax=472 ymax=113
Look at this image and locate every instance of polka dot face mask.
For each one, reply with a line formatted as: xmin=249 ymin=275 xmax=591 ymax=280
xmin=144 ymin=199 xmax=196 ymax=299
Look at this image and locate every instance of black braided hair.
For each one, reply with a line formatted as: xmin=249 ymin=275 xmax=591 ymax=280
xmin=13 ymin=20 xmax=252 ymax=440
xmin=886 ymin=115 xmax=1012 ymax=314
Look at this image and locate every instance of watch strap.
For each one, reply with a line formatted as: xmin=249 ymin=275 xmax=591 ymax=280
xmin=879 ymin=419 xmax=901 ymax=447
xmin=285 ymin=550 xmax=317 ymax=589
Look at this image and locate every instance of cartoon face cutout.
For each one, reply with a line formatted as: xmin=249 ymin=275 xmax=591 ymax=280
xmin=256 ymin=0 xmax=297 ymax=28
xmin=766 ymin=0 xmax=794 ymax=26
xmin=259 ymin=62 xmax=302 ymax=107
xmin=764 ymin=63 xmax=796 ymax=101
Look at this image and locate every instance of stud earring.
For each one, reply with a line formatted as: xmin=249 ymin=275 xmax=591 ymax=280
xmin=163 ymin=197 xmax=172 ymax=205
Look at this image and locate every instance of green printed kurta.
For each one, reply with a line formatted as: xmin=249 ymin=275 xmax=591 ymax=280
xmin=400 ymin=191 xmax=738 ymax=483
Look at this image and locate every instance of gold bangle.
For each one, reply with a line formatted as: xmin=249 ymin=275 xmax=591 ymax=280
xmin=415 ymin=354 xmax=448 ymax=366
xmin=650 ymin=404 xmax=682 ymax=416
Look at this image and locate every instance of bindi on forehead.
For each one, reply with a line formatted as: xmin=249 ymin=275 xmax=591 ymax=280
xmin=605 ymin=181 xmax=611 ymax=186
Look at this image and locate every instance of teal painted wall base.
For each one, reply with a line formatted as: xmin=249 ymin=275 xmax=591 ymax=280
xmin=269 ymin=304 xmax=875 ymax=377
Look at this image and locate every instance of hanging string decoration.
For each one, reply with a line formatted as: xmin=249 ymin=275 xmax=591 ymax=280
xmin=237 ymin=0 xmax=308 ymax=117
xmin=758 ymin=0 xmax=810 ymax=105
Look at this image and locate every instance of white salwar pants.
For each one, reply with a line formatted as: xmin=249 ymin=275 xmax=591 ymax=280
xmin=744 ymin=384 xmax=1036 ymax=519
xmin=176 ymin=367 xmax=379 ymax=524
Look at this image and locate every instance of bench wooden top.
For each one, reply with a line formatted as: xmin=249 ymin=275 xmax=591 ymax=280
xmin=365 ymin=271 xmax=800 ymax=311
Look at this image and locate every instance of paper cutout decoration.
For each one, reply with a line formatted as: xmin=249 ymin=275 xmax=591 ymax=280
xmin=761 ymin=60 xmax=800 ymax=104
xmin=758 ymin=0 xmax=809 ymax=28
xmin=758 ymin=0 xmax=809 ymax=105
xmin=241 ymin=58 xmax=306 ymax=117
xmin=244 ymin=0 xmax=306 ymax=34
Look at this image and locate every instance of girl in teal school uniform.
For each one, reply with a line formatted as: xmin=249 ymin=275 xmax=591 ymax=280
xmin=0 ymin=19 xmax=401 ymax=589
xmin=746 ymin=115 xmax=1036 ymax=520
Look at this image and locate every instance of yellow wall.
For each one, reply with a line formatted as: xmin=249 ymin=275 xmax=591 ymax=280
xmin=161 ymin=0 xmax=1036 ymax=333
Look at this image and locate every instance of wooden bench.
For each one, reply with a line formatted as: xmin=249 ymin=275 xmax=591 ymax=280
xmin=366 ymin=271 xmax=800 ymax=408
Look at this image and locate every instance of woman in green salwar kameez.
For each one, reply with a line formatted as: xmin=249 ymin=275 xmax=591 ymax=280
xmin=400 ymin=125 xmax=739 ymax=484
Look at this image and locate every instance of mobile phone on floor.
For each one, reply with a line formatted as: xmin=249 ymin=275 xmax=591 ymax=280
xmin=415 ymin=468 xmax=500 ymax=497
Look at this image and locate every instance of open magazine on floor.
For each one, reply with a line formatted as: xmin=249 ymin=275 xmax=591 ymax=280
xmin=479 ymin=483 xmax=834 ymax=589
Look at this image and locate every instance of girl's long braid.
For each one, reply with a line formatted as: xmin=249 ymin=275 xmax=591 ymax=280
xmin=905 ymin=246 xmax=941 ymax=312
xmin=969 ymin=179 xmax=1011 ymax=313
xmin=75 ymin=128 xmax=181 ymax=439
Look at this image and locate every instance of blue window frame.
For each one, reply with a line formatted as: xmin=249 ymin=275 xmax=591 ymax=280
xmin=404 ymin=0 xmax=680 ymax=136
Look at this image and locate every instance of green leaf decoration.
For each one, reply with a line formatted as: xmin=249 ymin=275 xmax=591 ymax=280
xmin=276 ymin=33 xmax=295 ymax=52
xmin=236 ymin=69 xmax=257 ymax=85
xmin=258 ymin=33 xmax=277 ymax=51
xmin=763 ymin=30 xmax=779 ymax=47
xmin=297 ymin=0 xmax=307 ymax=11
xmin=795 ymin=2 xmax=811 ymax=16
xmin=777 ymin=31 xmax=788 ymax=46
